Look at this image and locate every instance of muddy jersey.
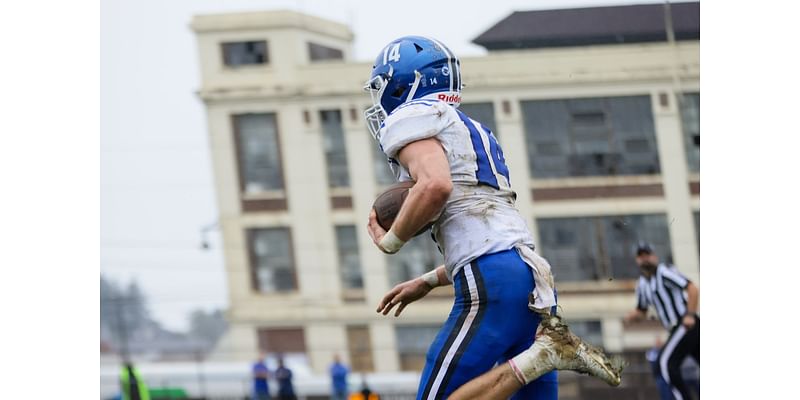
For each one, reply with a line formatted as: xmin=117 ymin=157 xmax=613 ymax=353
xmin=378 ymin=98 xmax=535 ymax=280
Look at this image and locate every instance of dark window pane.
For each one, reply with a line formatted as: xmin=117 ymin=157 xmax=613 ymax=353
xmin=571 ymin=111 xmax=606 ymax=126
xmin=568 ymin=321 xmax=603 ymax=347
xmin=320 ymin=110 xmax=350 ymax=188
xmin=258 ymin=327 xmax=305 ymax=353
xmin=681 ymin=93 xmax=700 ymax=172
xmin=372 ymin=140 xmax=395 ymax=185
xmin=234 ymin=114 xmax=284 ymax=192
xmin=386 ymin=235 xmax=443 ymax=286
xmin=336 ymin=226 xmax=363 ymax=289
xmin=308 ymin=42 xmax=344 ymax=62
xmin=222 ymin=41 xmax=268 ymax=66
xmin=459 ymin=102 xmax=498 ymax=139
xmin=347 ymin=326 xmax=374 ymax=372
xmin=538 ymin=214 xmax=672 ymax=282
xmin=521 ymin=96 xmax=660 ymax=178
xmin=248 ymin=228 xmax=296 ymax=292
xmin=395 ymin=325 xmax=440 ymax=371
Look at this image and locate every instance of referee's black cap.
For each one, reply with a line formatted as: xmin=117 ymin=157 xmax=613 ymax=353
xmin=635 ymin=241 xmax=655 ymax=255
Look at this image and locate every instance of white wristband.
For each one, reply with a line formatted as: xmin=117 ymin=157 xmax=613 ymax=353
xmin=379 ymin=230 xmax=405 ymax=254
xmin=421 ymin=269 xmax=440 ymax=288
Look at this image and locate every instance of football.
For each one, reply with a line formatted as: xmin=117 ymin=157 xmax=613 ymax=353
xmin=372 ymin=181 xmax=433 ymax=236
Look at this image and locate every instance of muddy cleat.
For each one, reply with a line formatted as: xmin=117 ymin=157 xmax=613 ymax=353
xmin=509 ymin=314 xmax=625 ymax=387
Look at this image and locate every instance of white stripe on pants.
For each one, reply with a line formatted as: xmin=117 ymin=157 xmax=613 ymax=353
xmin=659 ymin=325 xmax=687 ymax=400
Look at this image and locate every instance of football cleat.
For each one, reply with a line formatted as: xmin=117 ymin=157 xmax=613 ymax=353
xmin=511 ymin=313 xmax=625 ymax=387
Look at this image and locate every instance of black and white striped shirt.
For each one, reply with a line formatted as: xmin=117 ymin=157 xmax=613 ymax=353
xmin=636 ymin=263 xmax=691 ymax=329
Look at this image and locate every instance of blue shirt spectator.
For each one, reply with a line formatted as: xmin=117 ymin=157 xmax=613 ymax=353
xmin=252 ymin=358 xmax=270 ymax=400
xmin=330 ymin=355 xmax=349 ymax=400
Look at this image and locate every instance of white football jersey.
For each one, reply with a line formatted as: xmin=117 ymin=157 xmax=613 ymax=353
xmin=379 ymin=99 xmax=536 ymax=281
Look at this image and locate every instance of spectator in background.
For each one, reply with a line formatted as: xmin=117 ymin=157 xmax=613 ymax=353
xmin=120 ymin=362 xmax=150 ymax=400
xmin=330 ymin=354 xmax=349 ymax=400
xmin=275 ymin=357 xmax=297 ymax=400
xmin=252 ymin=353 xmax=271 ymax=400
xmin=349 ymin=375 xmax=379 ymax=400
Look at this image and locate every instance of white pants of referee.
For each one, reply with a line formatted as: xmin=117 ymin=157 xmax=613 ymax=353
xmin=659 ymin=315 xmax=700 ymax=400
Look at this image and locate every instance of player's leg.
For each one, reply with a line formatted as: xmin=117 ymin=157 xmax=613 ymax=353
xmin=447 ymin=362 xmax=523 ymax=400
xmin=659 ymin=325 xmax=694 ymax=400
xmin=415 ymin=261 xmax=514 ymax=400
xmin=501 ymin=331 xmax=558 ymax=400
xmin=418 ymin=250 xmax=542 ymax=400
xmin=451 ymin=313 xmax=624 ymax=400
xmin=446 ymin=249 xmax=556 ymax=400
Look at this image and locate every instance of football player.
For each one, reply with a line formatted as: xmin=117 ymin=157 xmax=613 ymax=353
xmin=364 ymin=36 xmax=623 ymax=400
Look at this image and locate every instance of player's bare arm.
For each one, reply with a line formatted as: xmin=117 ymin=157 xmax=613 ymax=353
xmin=367 ymin=137 xmax=451 ymax=253
xmin=376 ymin=265 xmax=449 ymax=317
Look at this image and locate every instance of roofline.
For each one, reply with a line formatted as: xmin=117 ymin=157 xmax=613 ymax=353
xmin=190 ymin=9 xmax=353 ymax=41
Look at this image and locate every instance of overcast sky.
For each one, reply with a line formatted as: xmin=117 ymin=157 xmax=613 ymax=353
xmin=101 ymin=0 xmax=670 ymax=331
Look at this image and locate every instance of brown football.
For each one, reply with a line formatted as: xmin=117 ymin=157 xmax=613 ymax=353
xmin=372 ymin=181 xmax=433 ymax=236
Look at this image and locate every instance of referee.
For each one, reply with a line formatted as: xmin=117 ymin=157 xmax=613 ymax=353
xmin=624 ymin=241 xmax=700 ymax=400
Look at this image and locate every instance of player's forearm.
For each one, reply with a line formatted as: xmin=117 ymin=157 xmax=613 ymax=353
xmin=391 ymin=177 xmax=451 ymax=240
xmin=420 ymin=265 xmax=451 ymax=288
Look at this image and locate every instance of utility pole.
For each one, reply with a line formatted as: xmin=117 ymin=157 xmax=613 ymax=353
xmin=664 ymin=0 xmax=685 ymax=107
xmin=195 ymin=349 xmax=208 ymax=399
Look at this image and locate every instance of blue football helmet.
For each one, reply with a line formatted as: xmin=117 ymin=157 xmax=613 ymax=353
xmin=363 ymin=36 xmax=462 ymax=140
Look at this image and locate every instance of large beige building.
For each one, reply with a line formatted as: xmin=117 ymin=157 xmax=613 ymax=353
xmin=192 ymin=2 xmax=699 ymax=384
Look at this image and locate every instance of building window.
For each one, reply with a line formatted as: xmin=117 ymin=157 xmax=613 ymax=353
xmin=336 ymin=226 xmax=363 ymax=290
xmin=222 ymin=41 xmax=268 ymax=67
xmin=386 ymin=235 xmax=443 ymax=286
xmin=234 ymin=113 xmax=285 ymax=193
xmin=308 ymin=42 xmax=344 ymax=62
xmin=681 ymin=93 xmax=700 ymax=172
xmin=347 ymin=326 xmax=374 ymax=372
xmin=320 ymin=110 xmax=350 ymax=188
xmin=372 ymin=141 xmax=395 ymax=186
xmin=248 ymin=228 xmax=297 ymax=292
xmin=568 ymin=320 xmax=603 ymax=347
xmin=537 ymin=214 xmax=672 ymax=282
xmin=459 ymin=102 xmax=499 ymax=140
xmin=521 ymin=96 xmax=660 ymax=178
xmin=396 ymin=325 xmax=440 ymax=371
xmin=258 ymin=327 xmax=306 ymax=354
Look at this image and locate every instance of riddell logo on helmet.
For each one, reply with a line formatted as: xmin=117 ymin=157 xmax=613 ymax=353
xmin=437 ymin=93 xmax=461 ymax=103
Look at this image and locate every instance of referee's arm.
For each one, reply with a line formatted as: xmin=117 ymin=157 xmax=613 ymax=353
xmin=624 ymin=285 xmax=649 ymax=323
xmin=682 ymin=281 xmax=700 ymax=327
xmin=662 ymin=268 xmax=700 ymax=327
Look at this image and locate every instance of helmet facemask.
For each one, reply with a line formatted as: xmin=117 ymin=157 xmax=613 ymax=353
xmin=363 ymin=67 xmax=392 ymax=141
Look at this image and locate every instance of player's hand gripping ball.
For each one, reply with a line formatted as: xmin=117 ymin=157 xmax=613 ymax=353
xmin=372 ymin=181 xmax=434 ymax=236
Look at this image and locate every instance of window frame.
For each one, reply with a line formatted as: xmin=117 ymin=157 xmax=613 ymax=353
xmin=335 ymin=225 xmax=364 ymax=291
xmin=247 ymin=227 xmax=299 ymax=293
xmin=680 ymin=92 xmax=700 ymax=173
xmin=307 ymin=42 xmax=344 ymax=62
xmin=536 ymin=213 xmax=672 ymax=283
xmin=319 ymin=109 xmax=351 ymax=189
xmin=221 ymin=40 xmax=269 ymax=67
xmin=521 ymin=95 xmax=660 ymax=178
xmin=231 ymin=112 xmax=288 ymax=198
